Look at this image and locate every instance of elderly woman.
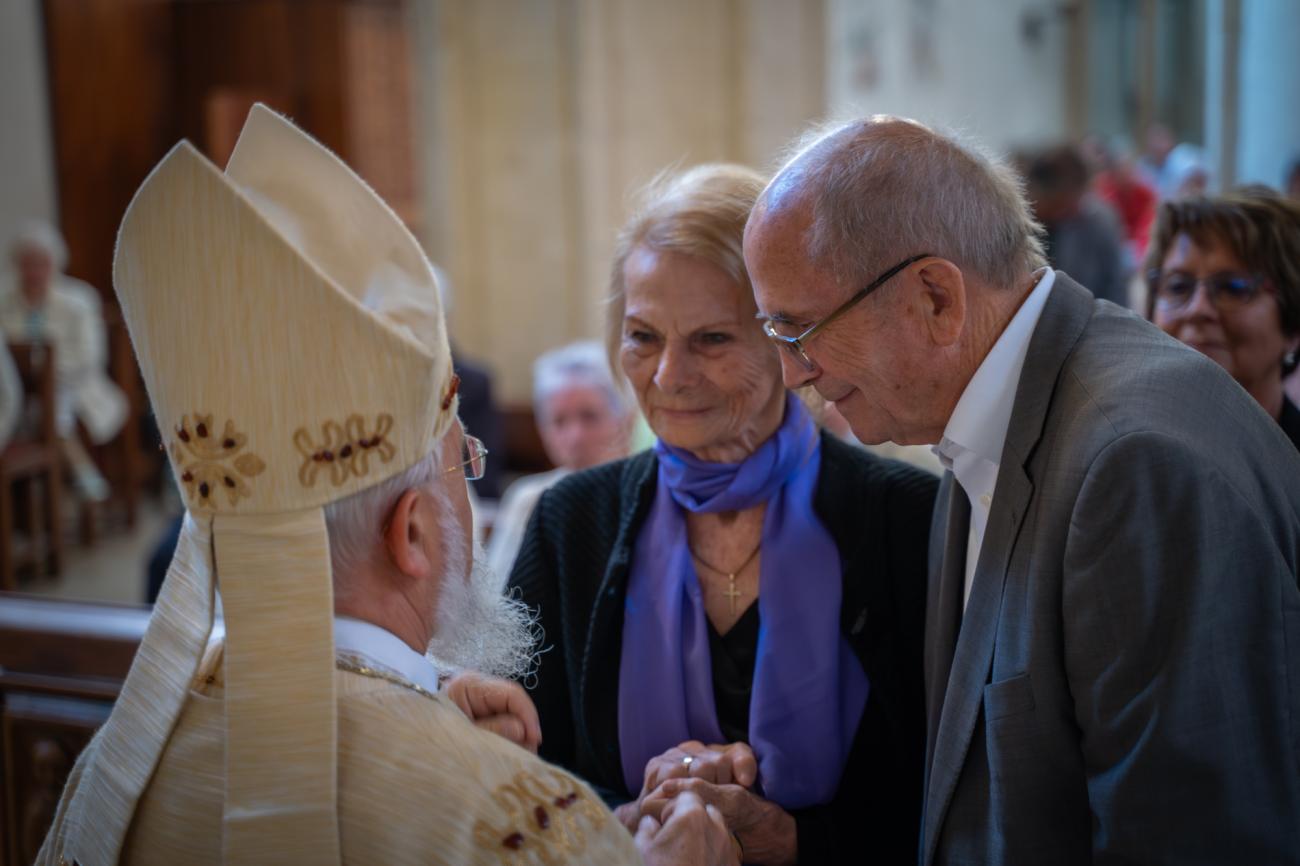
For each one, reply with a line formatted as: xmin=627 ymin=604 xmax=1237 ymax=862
xmin=508 ymin=165 xmax=937 ymax=865
xmin=2 ymin=221 xmax=127 ymax=500
xmin=486 ymin=339 xmax=632 ymax=577
xmin=1146 ymin=188 xmax=1300 ymax=450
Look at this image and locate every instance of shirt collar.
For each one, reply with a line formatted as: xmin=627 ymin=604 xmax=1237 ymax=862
xmin=935 ymin=268 xmax=1056 ymax=469
xmin=333 ymin=615 xmax=441 ymax=694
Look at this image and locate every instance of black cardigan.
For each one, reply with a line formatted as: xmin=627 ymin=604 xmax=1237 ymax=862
xmin=507 ymin=434 xmax=938 ymax=864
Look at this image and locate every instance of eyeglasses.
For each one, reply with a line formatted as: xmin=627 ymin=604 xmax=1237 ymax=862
xmin=1147 ymin=269 xmax=1267 ymax=312
xmin=762 ymin=253 xmax=931 ymax=371
xmin=445 ymin=433 xmax=488 ymax=481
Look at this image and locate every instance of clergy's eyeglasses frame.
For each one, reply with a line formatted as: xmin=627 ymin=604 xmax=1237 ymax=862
xmin=762 ymin=253 xmax=932 ymax=371
xmin=446 ymin=433 xmax=489 ymax=482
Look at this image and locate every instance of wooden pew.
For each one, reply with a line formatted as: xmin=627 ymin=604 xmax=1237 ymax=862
xmin=0 ymin=594 xmax=149 ymax=866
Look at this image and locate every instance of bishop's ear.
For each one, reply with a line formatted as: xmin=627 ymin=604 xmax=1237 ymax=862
xmin=913 ymin=258 xmax=967 ymax=348
xmin=384 ymin=488 xmax=436 ymax=581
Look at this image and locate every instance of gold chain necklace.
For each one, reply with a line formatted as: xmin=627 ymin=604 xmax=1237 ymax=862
xmin=689 ymin=539 xmax=761 ymax=615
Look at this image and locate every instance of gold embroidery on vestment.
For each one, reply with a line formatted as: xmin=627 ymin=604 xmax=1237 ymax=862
xmin=334 ymin=654 xmax=438 ymax=702
xmin=293 ymin=413 xmax=395 ymax=487
xmin=473 ymin=768 xmax=605 ymax=864
xmin=171 ymin=413 xmax=266 ymax=509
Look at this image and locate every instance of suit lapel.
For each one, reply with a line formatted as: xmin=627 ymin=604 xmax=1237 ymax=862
xmin=921 ymin=273 xmax=1096 ymax=865
xmin=924 ymin=473 xmax=967 ymax=776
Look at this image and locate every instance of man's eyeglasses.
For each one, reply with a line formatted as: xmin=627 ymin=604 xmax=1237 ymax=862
xmin=762 ymin=253 xmax=931 ymax=371
xmin=1147 ymin=269 xmax=1266 ymax=312
xmin=446 ymin=434 xmax=489 ymax=482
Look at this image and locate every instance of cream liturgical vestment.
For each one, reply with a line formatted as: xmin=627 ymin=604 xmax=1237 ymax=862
xmin=36 ymin=105 xmax=638 ymax=866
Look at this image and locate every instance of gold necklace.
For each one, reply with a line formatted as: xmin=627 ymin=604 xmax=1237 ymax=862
xmin=689 ymin=539 xmax=761 ymax=614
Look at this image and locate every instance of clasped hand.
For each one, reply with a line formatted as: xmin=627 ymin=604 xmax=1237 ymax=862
xmin=618 ymin=741 xmax=797 ymax=866
xmin=444 ymin=671 xmax=542 ymax=753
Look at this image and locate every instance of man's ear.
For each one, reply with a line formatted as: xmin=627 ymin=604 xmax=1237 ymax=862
xmin=384 ymin=488 xmax=436 ymax=580
xmin=914 ymin=259 xmax=966 ymax=348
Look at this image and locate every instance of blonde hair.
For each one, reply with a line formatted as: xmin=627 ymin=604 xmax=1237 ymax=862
xmin=605 ymin=163 xmax=767 ymax=372
xmin=766 ymin=116 xmax=1046 ymax=288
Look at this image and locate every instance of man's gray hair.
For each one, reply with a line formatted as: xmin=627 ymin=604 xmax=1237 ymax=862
xmin=323 ymin=436 xmax=447 ymax=599
xmin=532 ymin=339 xmax=630 ymax=418
xmin=767 ymin=116 xmax=1046 ymax=289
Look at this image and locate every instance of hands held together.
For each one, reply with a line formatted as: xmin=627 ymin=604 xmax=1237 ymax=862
xmin=443 ymin=678 xmax=791 ymax=866
xmin=622 ymin=741 xmax=798 ymax=866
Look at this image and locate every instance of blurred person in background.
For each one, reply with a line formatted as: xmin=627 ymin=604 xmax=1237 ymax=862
xmin=486 ymin=339 xmax=632 ymax=578
xmin=1146 ymin=187 xmax=1300 ymax=451
xmin=1082 ymin=134 xmax=1158 ymax=267
xmin=1 ymin=221 xmax=127 ymax=501
xmin=1162 ymin=143 xmax=1212 ymax=199
xmin=1137 ymin=121 xmax=1177 ymax=193
xmin=0 ymin=344 xmax=20 ymax=451
xmin=509 ymin=163 xmax=938 ymax=865
xmin=1021 ymin=145 xmax=1130 ymax=307
xmin=1286 ymin=157 xmax=1300 ymax=201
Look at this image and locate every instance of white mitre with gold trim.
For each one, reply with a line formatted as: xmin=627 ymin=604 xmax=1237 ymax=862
xmin=55 ymin=105 xmax=460 ymax=866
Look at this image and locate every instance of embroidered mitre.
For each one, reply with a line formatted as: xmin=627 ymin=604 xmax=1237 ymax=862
xmin=58 ymin=104 xmax=459 ymax=866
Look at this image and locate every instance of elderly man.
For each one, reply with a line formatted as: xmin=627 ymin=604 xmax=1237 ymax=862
xmin=2 ymin=222 xmax=127 ymax=500
xmin=38 ymin=105 xmax=733 ymax=866
xmin=744 ymin=116 xmax=1300 ymax=865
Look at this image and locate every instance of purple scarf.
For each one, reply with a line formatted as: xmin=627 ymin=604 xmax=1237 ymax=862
xmin=617 ymin=394 xmax=869 ymax=809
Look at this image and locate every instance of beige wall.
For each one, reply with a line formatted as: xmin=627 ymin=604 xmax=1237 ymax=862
xmin=410 ymin=0 xmax=826 ymax=403
xmin=825 ymin=0 xmax=1069 ymax=151
xmin=0 ymin=0 xmax=58 ymax=252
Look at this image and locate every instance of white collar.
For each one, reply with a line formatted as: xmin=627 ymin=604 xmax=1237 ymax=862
xmin=333 ymin=615 xmax=441 ymax=694
xmin=935 ymin=268 xmax=1056 ymax=470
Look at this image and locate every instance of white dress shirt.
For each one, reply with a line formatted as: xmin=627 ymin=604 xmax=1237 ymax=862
xmin=333 ymin=615 xmax=441 ymax=694
xmin=933 ymin=269 xmax=1056 ymax=609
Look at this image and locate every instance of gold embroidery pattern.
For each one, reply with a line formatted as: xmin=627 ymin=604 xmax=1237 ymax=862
xmin=293 ymin=413 xmax=395 ymax=487
xmin=170 ymin=414 xmax=266 ymax=509
xmin=473 ymin=769 xmax=606 ymax=864
xmin=334 ymin=654 xmax=438 ymax=702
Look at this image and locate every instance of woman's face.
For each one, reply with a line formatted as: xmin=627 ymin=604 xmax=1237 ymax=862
xmin=537 ymin=383 xmax=627 ymax=471
xmin=1153 ymin=232 xmax=1298 ymax=397
xmin=619 ymin=247 xmax=785 ymax=462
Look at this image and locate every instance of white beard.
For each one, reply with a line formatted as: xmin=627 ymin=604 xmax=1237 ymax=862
xmin=426 ymin=527 xmax=541 ymax=682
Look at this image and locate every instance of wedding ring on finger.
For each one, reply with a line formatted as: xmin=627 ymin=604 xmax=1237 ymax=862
xmin=681 ymin=755 xmax=694 ymax=769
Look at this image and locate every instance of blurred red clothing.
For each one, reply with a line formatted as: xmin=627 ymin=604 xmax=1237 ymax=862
xmin=1093 ymin=171 xmax=1157 ymax=262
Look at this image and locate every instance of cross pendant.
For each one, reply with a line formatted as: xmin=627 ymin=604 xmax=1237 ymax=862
xmin=724 ymin=574 xmax=741 ymax=615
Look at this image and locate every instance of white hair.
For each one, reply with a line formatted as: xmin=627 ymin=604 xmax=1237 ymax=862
xmin=323 ymin=435 xmax=542 ymax=680
xmin=532 ymin=339 xmax=629 ymax=418
xmin=426 ymin=521 xmax=542 ymax=682
xmin=764 ymin=115 xmax=1046 ymax=289
xmin=323 ymin=436 xmax=446 ymax=599
xmin=10 ymin=220 xmax=68 ymax=271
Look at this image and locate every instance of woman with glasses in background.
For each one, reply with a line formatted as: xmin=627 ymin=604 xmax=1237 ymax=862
xmin=508 ymin=164 xmax=937 ymax=865
xmin=1146 ymin=188 xmax=1300 ymax=451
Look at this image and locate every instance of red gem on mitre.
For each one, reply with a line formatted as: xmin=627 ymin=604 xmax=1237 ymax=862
xmin=441 ymin=373 xmax=461 ymax=411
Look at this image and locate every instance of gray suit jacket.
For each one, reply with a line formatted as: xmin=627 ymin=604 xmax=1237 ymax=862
xmin=922 ymin=273 xmax=1300 ymax=865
